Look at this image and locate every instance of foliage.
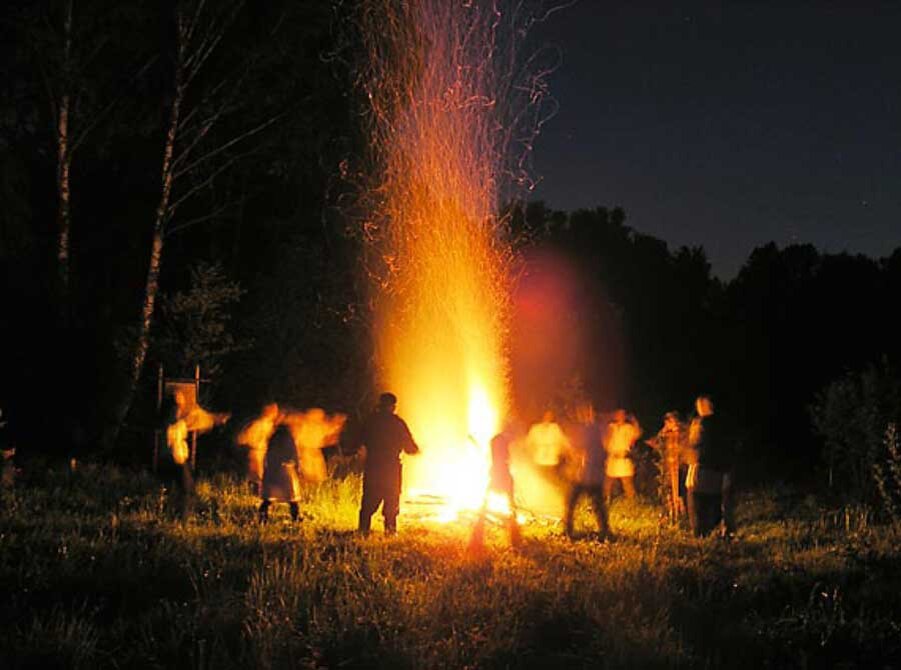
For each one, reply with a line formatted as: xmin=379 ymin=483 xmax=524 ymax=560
xmin=873 ymin=423 xmax=901 ymax=521
xmin=155 ymin=261 xmax=246 ymax=379
xmin=810 ymin=360 xmax=901 ymax=501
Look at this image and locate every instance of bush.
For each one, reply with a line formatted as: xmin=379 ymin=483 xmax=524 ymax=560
xmin=810 ymin=360 xmax=901 ymax=502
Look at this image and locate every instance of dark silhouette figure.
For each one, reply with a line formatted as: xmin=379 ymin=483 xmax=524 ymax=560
xmin=564 ymin=404 xmax=613 ymax=541
xmin=358 ymin=393 xmax=419 ymax=535
xmin=259 ymin=424 xmax=301 ymax=523
xmin=472 ymin=423 xmax=521 ymax=547
xmin=685 ymin=396 xmax=735 ymax=538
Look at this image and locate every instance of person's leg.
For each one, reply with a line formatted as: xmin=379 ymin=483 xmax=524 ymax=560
xmin=258 ymin=499 xmax=270 ymax=523
xmin=289 ymin=502 xmax=300 ymax=522
xmin=721 ymin=480 xmax=736 ymax=538
xmin=696 ymin=493 xmax=717 ymax=536
xmin=588 ymin=485 xmax=612 ymax=539
xmin=358 ymin=475 xmax=380 ymax=534
xmin=603 ymin=476 xmax=614 ymax=504
xmin=622 ymin=476 xmax=636 ymax=499
xmin=564 ymin=485 xmax=582 ymax=538
xmin=506 ymin=489 xmax=521 ymax=545
xmin=383 ymin=492 xmax=399 ymax=535
xmin=687 ymin=488 xmax=701 ymax=536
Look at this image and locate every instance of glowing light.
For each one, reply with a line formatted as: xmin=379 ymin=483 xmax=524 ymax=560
xmin=359 ymin=0 xmax=529 ymax=522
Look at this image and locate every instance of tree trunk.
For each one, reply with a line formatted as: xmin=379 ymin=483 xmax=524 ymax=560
xmin=55 ymin=0 xmax=74 ymax=314
xmin=104 ymin=78 xmax=184 ymax=451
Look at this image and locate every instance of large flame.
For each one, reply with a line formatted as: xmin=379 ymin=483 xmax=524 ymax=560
xmin=360 ymin=0 xmax=533 ymax=521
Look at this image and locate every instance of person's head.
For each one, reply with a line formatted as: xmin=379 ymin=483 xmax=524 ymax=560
xmin=575 ymin=402 xmax=595 ymax=424
xmin=613 ymin=408 xmax=627 ymax=423
xmin=262 ymin=402 xmax=279 ymax=421
xmin=541 ymin=410 xmax=554 ymax=423
xmin=664 ymin=411 xmax=680 ymax=428
xmin=695 ymin=396 xmax=714 ymax=417
xmin=378 ymin=392 xmax=397 ymax=413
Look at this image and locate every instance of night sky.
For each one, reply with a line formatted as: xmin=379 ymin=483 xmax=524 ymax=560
xmin=530 ymin=2 xmax=901 ymax=278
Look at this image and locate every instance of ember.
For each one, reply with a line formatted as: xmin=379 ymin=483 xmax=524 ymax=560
xmin=360 ymin=0 xmax=548 ymax=522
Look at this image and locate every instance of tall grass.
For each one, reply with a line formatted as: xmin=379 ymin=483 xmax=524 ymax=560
xmin=2 ymin=464 xmax=900 ymax=668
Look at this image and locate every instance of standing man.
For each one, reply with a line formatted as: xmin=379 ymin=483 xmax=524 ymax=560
xmin=358 ymin=392 xmax=420 ymax=535
xmin=685 ymin=395 xmax=735 ymax=539
xmin=563 ymin=403 xmax=614 ymax=542
xmin=471 ymin=420 xmax=521 ymax=548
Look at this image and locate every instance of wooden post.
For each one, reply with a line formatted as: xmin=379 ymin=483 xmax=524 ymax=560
xmin=191 ymin=364 xmax=200 ymax=470
xmin=154 ymin=363 xmax=163 ymax=472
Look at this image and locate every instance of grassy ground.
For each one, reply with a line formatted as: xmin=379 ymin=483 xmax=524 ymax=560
xmin=2 ymin=464 xmax=900 ymax=669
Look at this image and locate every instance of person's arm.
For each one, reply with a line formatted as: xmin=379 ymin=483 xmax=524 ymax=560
xmin=400 ymin=419 xmax=420 ymax=455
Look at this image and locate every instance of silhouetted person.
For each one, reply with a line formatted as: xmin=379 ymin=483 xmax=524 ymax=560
xmin=564 ymin=403 xmax=613 ymax=541
xmin=647 ymin=411 xmax=686 ymax=521
xmin=358 ymin=393 xmax=420 ymax=535
xmin=685 ymin=396 xmax=735 ymax=538
xmin=472 ymin=422 xmax=521 ymax=547
xmin=259 ymin=424 xmax=301 ymax=523
xmin=603 ymin=409 xmax=642 ymax=502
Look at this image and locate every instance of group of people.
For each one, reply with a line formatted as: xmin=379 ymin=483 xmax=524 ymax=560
xmin=162 ymin=388 xmax=733 ymax=542
xmin=348 ymin=392 xmax=735 ymax=542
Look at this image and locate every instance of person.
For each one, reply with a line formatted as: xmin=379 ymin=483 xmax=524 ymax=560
xmin=237 ymin=403 xmax=280 ymax=496
xmin=472 ymin=421 xmax=521 ymax=547
xmin=563 ymin=403 xmax=613 ymax=541
xmin=259 ymin=423 xmax=302 ymax=523
xmin=161 ymin=390 xmax=196 ymax=516
xmin=526 ymin=410 xmax=571 ymax=489
xmin=357 ymin=392 xmax=420 ymax=535
xmin=684 ymin=395 xmax=735 ymax=539
xmin=603 ymin=409 xmax=642 ymax=502
xmin=647 ymin=411 xmax=686 ymax=521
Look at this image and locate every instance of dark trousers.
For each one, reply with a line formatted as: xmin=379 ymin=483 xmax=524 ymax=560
xmin=564 ymin=483 xmax=611 ymax=538
xmin=359 ymin=464 xmax=401 ymax=534
xmin=258 ymin=499 xmax=299 ymax=523
xmin=687 ymin=486 xmax=735 ymax=537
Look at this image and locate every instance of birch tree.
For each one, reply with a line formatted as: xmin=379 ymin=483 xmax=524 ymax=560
xmin=105 ymin=0 xmax=277 ymax=448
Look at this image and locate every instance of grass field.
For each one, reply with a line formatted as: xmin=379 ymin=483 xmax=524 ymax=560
xmin=2 ymin=463 xmax=900 ymax=669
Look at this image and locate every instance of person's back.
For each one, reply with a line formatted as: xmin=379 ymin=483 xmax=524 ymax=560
xmin=573 ymin=420 xmax=605 ymax=487
xmin=361 ymin=410 xmax=415 ymax=472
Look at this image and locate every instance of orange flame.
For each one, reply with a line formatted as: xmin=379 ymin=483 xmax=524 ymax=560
xmin=360 ymin=0 xmax=539 ymax=521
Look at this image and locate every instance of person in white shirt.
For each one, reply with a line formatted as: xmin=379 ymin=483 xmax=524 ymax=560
xmin=603 ymin=409 xmax=642 ymax=502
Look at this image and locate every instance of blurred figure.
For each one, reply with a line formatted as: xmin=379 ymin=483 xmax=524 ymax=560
xmin=357 ymin=393 xmax=420 ymax=535
xmin=236 ymin=403 xmax=280 ymax=495
xmin=161 ymin=390 xmax=195 ymax=516
xmin=259 ymin=423 xmax=302 ymax=523
xmin=281 ymin=408 xmax=346 ymax=483
xmin=563 ymin=403 xmax=613 ymax=541
xmin=603 ymin=409 xmax=642 ymax=502
xmin=685 ymin=396 xmax=735 ymax=539
xmin=527 ymin=410 xmax=570 ymax=485
xmin=647 ymin=411 xmax=686 ymax=521
xmin=472 ymin=421 xmax=521 ymax=547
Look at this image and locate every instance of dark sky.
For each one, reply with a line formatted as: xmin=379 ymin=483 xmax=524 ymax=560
xmin=529 ymin=1 xmax=901 ymax=279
